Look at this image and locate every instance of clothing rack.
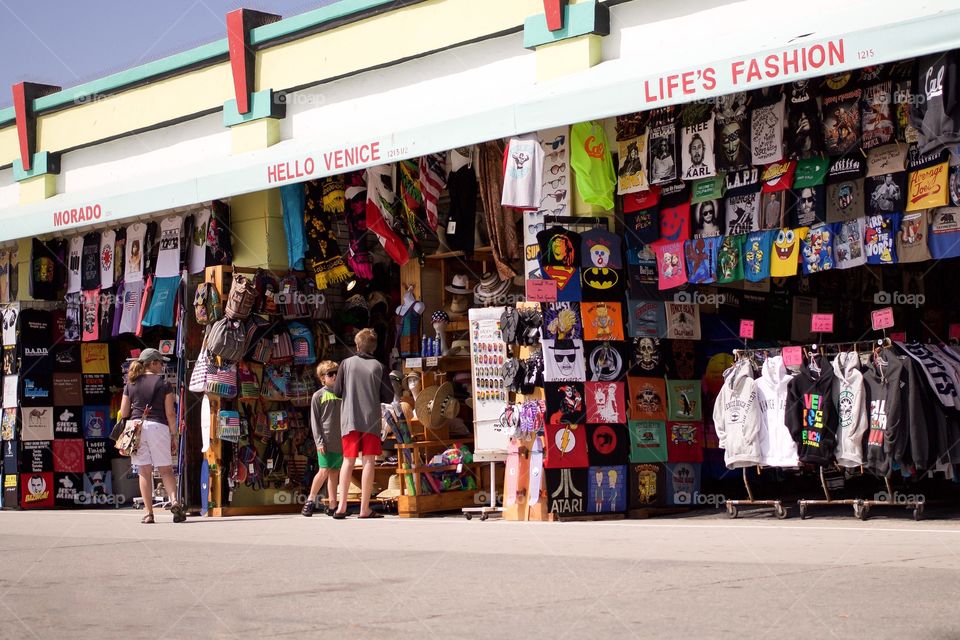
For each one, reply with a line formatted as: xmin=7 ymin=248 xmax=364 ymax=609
xmin=725 ymin=468 xmax=788 ymax=519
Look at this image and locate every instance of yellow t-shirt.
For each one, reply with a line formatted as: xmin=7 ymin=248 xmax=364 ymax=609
xmin=769 ymin=227 xmax=809 ymax=277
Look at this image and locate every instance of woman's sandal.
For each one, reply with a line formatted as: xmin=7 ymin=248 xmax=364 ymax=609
xmin=170 ymin=503 xmax=187 ymax=523
xmin=141 ymin=514 xmax=155 ymax=524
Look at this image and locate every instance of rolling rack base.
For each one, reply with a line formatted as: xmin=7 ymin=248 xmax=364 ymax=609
xmin=796 ymin=468 xmax=924 ymax=520
xmin=725 ymin=468 xmax=789 ymax=519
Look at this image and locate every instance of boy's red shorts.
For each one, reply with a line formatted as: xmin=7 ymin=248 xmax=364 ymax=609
xmin=341 ymin=431 xmax=382 ymax=457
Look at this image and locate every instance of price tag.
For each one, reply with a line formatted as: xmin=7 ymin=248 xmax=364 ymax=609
xmin=447 ymin=220 xmax=457 ymax=234
xmin=228 ymin=490 xmax=234 ymax=502
xmin=248 ymin=463 xmax=255 ymax=474
xmin=950 ymin=324 xmax=960 ymax=341
xmin=405 ymin=357 xmax=423 ymax=369
xmin=810 ymin=313 xmax=834 ymax=333
xmin=782 ymin=346 xmax=803 ymax=367
xmin=425 ymin=356 xmax=439 ymax=368
xmin=328 ymin=334 xmax=336 ymax=345
xmin=890 ymin=331 xmax=906 ymax=342
xmin=457 ymin=463 xmax=463 ymax=474
xmin=739 ymin=319 xmax=755 ymax=339
xmin=266 ymin=459 xmax=274 ymax=470
xmin=871 ymin=307 xmax=895 ymax=331
xmin=525 ymin=278 xmax=557 ymax=302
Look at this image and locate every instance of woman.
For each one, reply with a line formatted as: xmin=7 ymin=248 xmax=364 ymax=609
xmin=119 ymin=348 xmax=185 ymax=524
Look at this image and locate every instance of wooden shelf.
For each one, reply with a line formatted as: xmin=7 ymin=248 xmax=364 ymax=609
xmin=397 ymin=490 xmax=479 ymax=518
xmin=425 ymin=247 xmax=494 ymax=261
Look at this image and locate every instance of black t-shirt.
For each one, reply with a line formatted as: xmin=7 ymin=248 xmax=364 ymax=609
xmin=445 ymin=165 xmax=478 ymax=253
xmin=30 ymin=239 xmax=58 ymax=301
xmin=124 ymin=374 xmax=172 ymax=425
xmin=81 ymin=232 xmax=101 ymax=291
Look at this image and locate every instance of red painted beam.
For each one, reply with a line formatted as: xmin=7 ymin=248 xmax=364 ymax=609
xmin=543 ymin=0 xmax=568 ymax=31
xmin=227 ymin=9 xmax=281 ymax=115
xmin=11 ymin=82 xmax=60 ymax=172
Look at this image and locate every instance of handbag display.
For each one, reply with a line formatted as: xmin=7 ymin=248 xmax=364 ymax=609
xmin=286 ymin=368 xmax=316 ymax=407
xmin=238 ymin=362 xmax=261 ymax=399
xmin=189 ymin=341 xmax=214 ymax=393
xmin=217 ymin=409 xmax=242 ymax=443
xmin=206 ymin=361 xmax=238 ymax=398
xmin=116 ymin=406 xmax=150 ymax=457
xmin=261 ymin=365 xmax=290 ymax=401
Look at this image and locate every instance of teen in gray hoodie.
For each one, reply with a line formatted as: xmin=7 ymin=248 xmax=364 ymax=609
xmin=713 ymin=358 xmax=761 ymax=469
xmin=832 ymin=351 xmax=869 ymax=468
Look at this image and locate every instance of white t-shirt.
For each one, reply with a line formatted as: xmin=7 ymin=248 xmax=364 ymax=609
xmin=118 ymin=280 xmax=144 ymax=335
xmin=155 ymin=216 xmax=183 ymax=277
xmin=501 ymin=134 xmax=544 ymax=209
xmin=189 ymin=208 xmax=211 ymax=275
xmin=751 ymin=97 xmax=786 ymax=165
xmin=681 ymin=115 xmax=716 ymax=181
xmin=67 ymin=236 xmax=83 ymax=294
xmin=833 ymin=217 xmax=867 ymax=269
xmin=125 ymin=223 xmax=146 ymax=283
xmin=99 ymin=229 xmax=115 ymax=290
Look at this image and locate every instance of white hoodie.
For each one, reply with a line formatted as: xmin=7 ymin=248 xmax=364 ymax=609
xmin=756 ymin=356 xmax=799 ymax=468
xmin=831 ymin=351 xmax=868 ymax=468
xmin=713 ymin=358 xmax=761 ymax=469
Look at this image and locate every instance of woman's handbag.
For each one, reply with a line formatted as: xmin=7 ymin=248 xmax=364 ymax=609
xmin=189 ymin=336 xmax=214 ymax=393
xmin=205 ymin=361 xmax=238 ymax=398
xmin=116 ymin=406 xmax=150 ymax=456
xmin=217 ymin=410 xmax=242 ymax=443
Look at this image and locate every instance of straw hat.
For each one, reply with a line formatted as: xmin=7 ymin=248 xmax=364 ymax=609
xmin=415 ymin=382 xmax=460 ymax=429
xmin=445 ymin=274 xmax=472 ymax=295
xmin=447 ymin=339 xmax=471 ymax=357
xmin=377 ymin=474 xmax=403 ymax=499
xmin=446 ymin=294 xmax=470 ymax=316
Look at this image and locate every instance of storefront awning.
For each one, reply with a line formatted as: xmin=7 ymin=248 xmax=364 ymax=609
xmin=3 ymin=0 xmax=960 ymax=240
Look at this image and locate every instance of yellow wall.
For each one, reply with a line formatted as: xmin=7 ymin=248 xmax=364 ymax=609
xmin=0 ymin=125 xmax=17 ymax=168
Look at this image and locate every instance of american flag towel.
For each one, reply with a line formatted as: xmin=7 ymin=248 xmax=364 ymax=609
xmin=419 ymin=153 xmax=447 ymax=231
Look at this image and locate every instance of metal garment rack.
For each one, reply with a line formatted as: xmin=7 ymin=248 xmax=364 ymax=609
xmin=726 ymin=467 xmax=788 ymax=519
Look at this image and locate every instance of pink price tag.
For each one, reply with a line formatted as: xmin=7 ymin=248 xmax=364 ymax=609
xmin=525 ymin=279 xmax=557 ymax=302
xmin=739 ymin=319 xmax=755 ymax=339
xmin=871 ymin=307 xmax=895 ymax=331
xmin=950 ymin=324 xmax=960 ymax=341
xmin=810 ymin=313 xmax=834 ymax=333
xmin=782 ymin=346 xmax=803 ymax=367
xmin=890 ymin=331 xmax=906 ymax=342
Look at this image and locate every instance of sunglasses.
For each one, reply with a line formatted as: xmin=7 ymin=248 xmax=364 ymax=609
xmin=548 ymin=163 xmax=567 ymax=175
xmin=537 ymin=206 xmax=566 ymax=216
xmin=554 ymin=353 xmax=577 ymax=363
xmin=528 ymin=222 xmax=546 ymax=235
xmin=545 ymin=149 xmax=564 ymax=162
xmin=543 ymin=176 xmax=566 ymax=189
xmin=325 ymin=371 xmax=338 ymax=377
xmin=541 ymin=189 xmax=568 ymax=203
xmin=545 ymin=135 xmax=566 ymax=150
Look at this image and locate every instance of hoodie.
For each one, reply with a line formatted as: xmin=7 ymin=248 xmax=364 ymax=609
xmin=862 ymin=350 xmax=906 ymax=476
xmin=712 ymin=358 xmax=761 ymax=469
xmin=785 ymin=354 xmax=837 ymax=465
xmin=756 ymin=356 xmax=799 ymax=468
xmin=831 ymin=352 xmax=869 ymax=468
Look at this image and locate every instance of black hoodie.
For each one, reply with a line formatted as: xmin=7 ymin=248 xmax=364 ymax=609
xmin=862 ymin=350 xmax=907 ymax=476
xmin=785 ymin=355 xmax=837 ymax=465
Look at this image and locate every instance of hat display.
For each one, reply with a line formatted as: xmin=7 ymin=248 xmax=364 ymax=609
xmin=415 ymin=382 xmax=460 ymax=429
xmin=474 ymin=272 xmax=511 ymax=305
xmin=445 ymin=295 xmax=470 ymax=316
xmin=431 ymin=310 xmax=450 ymax=324
xmin=367 ymin=291 xmax=390 ymax=314
xmin=377 ymin=474 xmax=403 ymax=499
xmin=445 ymin=274 xmax=472 ymax=295
xmin=447 ymin=339 xmax=470 ymax=357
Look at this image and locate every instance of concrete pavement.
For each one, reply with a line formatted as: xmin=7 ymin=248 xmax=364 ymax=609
xmin=0 ymin=508 xmax=959 ymax=639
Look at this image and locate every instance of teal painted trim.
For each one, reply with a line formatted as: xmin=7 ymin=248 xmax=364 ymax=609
xmin=13 ymin=152 xmax=59 ymax=181
xmin=30 ymin=40 xmax=229 ymax=113
xmin=223 ymin=89 xmax=285 ymax=127
xmin=523 ymin=1 xmax=610 ymax=49
xmin=0 ymin=106 xmax=13 ymax=127
xmin=250 ymin=0 xmax=400 ymax=45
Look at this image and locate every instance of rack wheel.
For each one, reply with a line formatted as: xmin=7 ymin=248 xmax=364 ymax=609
xmin=464 ymin=513 xmax=472 ymax=521
xmin=480 ymin=513 xmax=489 ymax=521
xmin=855 ymin=503 xmax=870 ymax=521
xmin=727 ymin=504 xmax=739 ymax=519
xmin=798 ymin=504 xmax=808 ymax=520
xmin=774 ymin=504 xmax=788 ymax=519
xmin=913 ymin=504 xmax=923 ymax=521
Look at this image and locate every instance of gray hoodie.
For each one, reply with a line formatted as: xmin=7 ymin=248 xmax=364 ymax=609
xmin=713 ymin=358 xmax=761 ymax=469
xmin=832 ymin=351 xmax=869 ymax=468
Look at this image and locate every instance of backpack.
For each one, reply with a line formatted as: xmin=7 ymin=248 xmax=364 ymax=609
xmin=288 ymin=322 xmax=316 ymax=365
xmin=253 ymin=269 xmax=280 ymax=316
xmin=301 ymin=279 xmax=331 ymax=320
xmin=225 ymin=274 xmax=259 ymax=320
xmin=193 ymin=282 xmax=223 ymax=326
xmin=279 ymin=275 xmax=309 ymax=319
xmin=205 ymin=318 xmax=248 ymax=362
xmin=269 ymin=328 xmax=295 ymax=365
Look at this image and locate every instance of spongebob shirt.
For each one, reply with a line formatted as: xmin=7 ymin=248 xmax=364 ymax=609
xmin=896 ymin=211 xmax=931 ymax=263
xmin=833 ymin=218 xmax=867 ymax=269
xmin=743 ymin=230 xmax=774 ymax=282
xmin=684 ymin=236 xmax=719 ymax=284
xmin=716 ymin=235 xmax=745 ymax=284
xmin=865 ymin=213 xmax=900 ymax=265
xmin=770 ymin=227 xmax=809 ymax=277
xmin=652 ymin=240 xmax=688 ymax=290
xmin=800 ymin=223 xmax=836 ymax=275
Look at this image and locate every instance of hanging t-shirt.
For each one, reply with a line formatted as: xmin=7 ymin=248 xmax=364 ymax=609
xmin=189 ymin=208 xmax=211 ymax=274
xmin=141 ymin=275 xmax=180 ymax=328
xmin=692 ymin=200 xmax=724 ymax=237
xmin=625 ymin=301 xmax=666 ymax=340
xmin=800 ymin=223 xmax=836 ymax=274
xmin=154 ymin=216 xmax=183 ymax=277
xmin=896 ymin=211 xmax=932 ymax=263
xmin=585 ymin=340 xmax=630 ymax=381
xmin=684 ymin=236 xmax=718 ymax=284
xmin=617 ymin=134 xmax=649 ymax=194
xmin=680 ymin=113 xmax=716 ymax=181
xmin=716 ymin=234 xmax=744 ymax=283
xmin=542 ymin=302 xmax=583 ymax=341
xmin=30 ymin=239 xmax=57 ymax=301
xmin=714 ymin=92 xmax=752 ymax=171
xmin=63 ymin=293 xmax=81 ymax=342
xmin=580 ymin=228 xmax=625 ymax=301
xmin=98 ymin=230 xmax=115 ymax=291
xmin=538 ymin=227 xmax=582 ymax=302
xmin=124 ymin=223 xmax=146 ymax=283
xmin=789 ymin=157 xmax=829 ymax=227
xmin=833 ymin=218 xmax=868 ymax=269
xmin=751 ymin=95 xmax=786 ymax=165
xmin=582 ymin=302 xmax=625 ymax=341
xmin=906 ymin=150 xmax=950 ymax=212
xmin=929 ymin=207 xmax=960 ymax=259
xmin=659 ymin=200 xmax=691 ymax=242
xmin=81 ymin=289 xmax=99 ymax=342
xmin=770 ymin=227 xmax=809 ymax=277
xmin=66 ymin=236 xmax=83 ymax=294
xmin=861 ymin=80 xmax=895 ymax=150
xmin=501 ymin=134 xmax=545 ymax=209
xmin=743 ymin=229 xmax=774 ymax=282
xmin=825 ymin=156 xmax=866 ymax=223
xmin=628 ymin=376 xmax=668 ymax=420
xmin=785 ymin=80 xmax=825 ymax=159
xmin=652 ymin=240 xmax=687 ymax=290
xmin=570 ymin=121 xmax=616 ymax=210
xmin=724 ymin=168 xmax=761 ymax=235
xmin=543 ymin=339 xmax=586 ymax=383
xmin=821 ymin=73 xmax=862 ymax=156
xmin=624 ymin=209 xmax=660 ymax=264
xmin=80 ymin=233 xmax=101 ymax=292
xmin=117 ymin=280 xmax=144 ymax=335
xmin=648 ymin=109 xmax=679 ymax=185
xmin=865 ymin=213 xmax=901 ymax=264
xmin=112 ymin=228 xmax=126 ymax=286
xmin=909 ymin=51 xmax=960 ymax=155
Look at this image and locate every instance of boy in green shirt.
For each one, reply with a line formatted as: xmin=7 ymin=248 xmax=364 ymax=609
xmin=302 ymin=360 xmax=343 ymax=516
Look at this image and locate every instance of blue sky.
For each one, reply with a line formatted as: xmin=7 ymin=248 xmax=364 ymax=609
xmin=0 ymin=0 xmax=338 ymax=107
